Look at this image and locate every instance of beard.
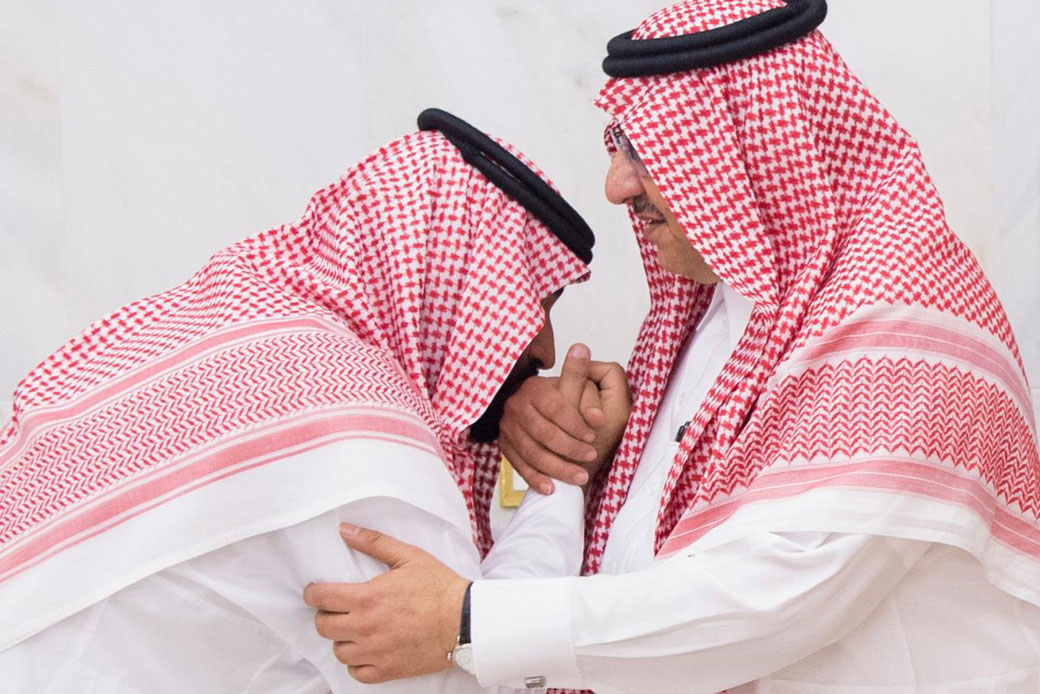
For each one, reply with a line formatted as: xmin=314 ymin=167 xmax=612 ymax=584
xmin=467 ymin=360 xmax=541 ymax=444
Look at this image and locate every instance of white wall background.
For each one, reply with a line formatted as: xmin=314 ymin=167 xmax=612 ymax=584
xmin=993 ymin=0 xmax=1040 ymax=415
xmin=2 ymin=0 xmax=1037 ymax=441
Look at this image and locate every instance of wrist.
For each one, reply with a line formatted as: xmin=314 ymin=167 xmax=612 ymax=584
xmin=459 ymin=581 xmax=473 ymax=644
xmin=449 ymin=581 xmax=476 ymax=674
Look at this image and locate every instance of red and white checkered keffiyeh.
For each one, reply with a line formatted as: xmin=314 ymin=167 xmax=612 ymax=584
xmin=0 ymin=129 xmax=589 ymax=648
xmin=584 ymin=0 xmax=1040 ymax=606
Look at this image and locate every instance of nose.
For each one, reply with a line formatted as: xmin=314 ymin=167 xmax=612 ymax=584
xmin=527 ymin=313 xmax=556 ymax=371
xmin=605 ymin=150 xmax=645 ymax=205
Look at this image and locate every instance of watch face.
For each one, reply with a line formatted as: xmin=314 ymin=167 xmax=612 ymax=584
xmin=452 ymin=643 xmax=476 ymax=675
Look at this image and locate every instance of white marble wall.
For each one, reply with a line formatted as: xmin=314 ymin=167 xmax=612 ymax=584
xmin=0 ymin=0 xmax=662 ymax=411
xmin=993 ymin=0 xmax=1040 ymax=414
xmin=2 ymin=1 xmax=1035 ymax=453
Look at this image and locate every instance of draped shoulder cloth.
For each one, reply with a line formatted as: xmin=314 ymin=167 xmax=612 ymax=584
xmin=585 ymin=0 xmax=1040 ymax=612
xmin=0 ymin=123 xmax=590 ymax=648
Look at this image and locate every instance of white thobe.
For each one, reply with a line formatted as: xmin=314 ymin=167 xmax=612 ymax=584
xmin=472 ymin=284 xmax=1040 ymax=693
xmin=0 ymin=443 xmax=586 ymax=694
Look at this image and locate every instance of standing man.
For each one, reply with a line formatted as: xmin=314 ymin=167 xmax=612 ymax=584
xmin=0 ymin=110 xmax=616 ymax=693
xmin=304 ymin=3 xmax=1040 ymax=692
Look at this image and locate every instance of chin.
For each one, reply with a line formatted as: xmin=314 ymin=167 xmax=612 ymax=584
xmin=659 ymin=254 xmax=720 ymax=284
xmin=656 ymin=250 xmax=687 ymax=277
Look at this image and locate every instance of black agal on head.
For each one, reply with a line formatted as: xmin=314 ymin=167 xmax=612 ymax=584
xmin=603 ymin=0 xmax=827 ymax=78
xmin=417 ymin=108 xmax=595 ymax=264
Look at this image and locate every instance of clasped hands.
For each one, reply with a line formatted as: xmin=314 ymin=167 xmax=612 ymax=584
xmin=302 ymin=343 xmax=631 ymax=683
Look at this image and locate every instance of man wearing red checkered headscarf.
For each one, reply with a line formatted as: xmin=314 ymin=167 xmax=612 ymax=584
xmin=304 ymin=3 xmax=1040 ymax=692
xmin=0 ymin=113 xmax=597 ymax=693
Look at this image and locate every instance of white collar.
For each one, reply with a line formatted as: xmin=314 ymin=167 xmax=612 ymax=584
xmin=703 ymin=282 xmax=755 ymax=350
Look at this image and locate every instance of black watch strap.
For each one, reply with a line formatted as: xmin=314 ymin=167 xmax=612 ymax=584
xmin=459 ymin=582 xmax=473 ymax=645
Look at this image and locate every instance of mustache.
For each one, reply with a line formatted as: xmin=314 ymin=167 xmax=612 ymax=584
xmin=631 ymin=195 xmax=663 ymax=221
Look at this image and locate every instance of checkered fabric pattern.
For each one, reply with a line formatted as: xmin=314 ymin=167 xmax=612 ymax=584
xmin=582 ymin=0 xmax=1039 ymax=584
xmin=0 ymin=129 xmax=589 ymax=588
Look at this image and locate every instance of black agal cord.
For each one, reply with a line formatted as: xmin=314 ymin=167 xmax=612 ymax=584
xmin=417 ymin=108 xmax=595 ymax=264
xmin=603 ymin=0 xmax=827 ymax=78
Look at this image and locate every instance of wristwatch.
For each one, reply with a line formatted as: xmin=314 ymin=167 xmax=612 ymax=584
xmin=449 ymin=582 xmax=476 ymax=675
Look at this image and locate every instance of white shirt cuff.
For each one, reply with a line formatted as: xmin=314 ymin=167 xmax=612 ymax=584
xmin=470 ymin=576 xmax=583 ymax=689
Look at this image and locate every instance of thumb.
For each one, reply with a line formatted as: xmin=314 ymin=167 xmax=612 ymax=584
xmin=340 ymin=523 xmax=416 ymax=568
xmin=558 ymin=343 xmax=591 ymax=406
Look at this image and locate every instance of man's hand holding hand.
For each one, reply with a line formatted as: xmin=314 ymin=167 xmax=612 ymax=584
xmin=500 ymin=343 xmax=631 ymax=494
xmin=303 ymin=524 xmax=469 ymax=684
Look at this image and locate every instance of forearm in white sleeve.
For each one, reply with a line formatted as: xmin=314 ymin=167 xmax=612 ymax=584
xmin=481 ymin=482 xmax=585 ymax=579
xmin=471 ymin=531 xmax=929 ymax=693
xmin=168 ymin=455 xmax=585 ymax=693
xmin=168 ymin=495 xmax=487 ymax=694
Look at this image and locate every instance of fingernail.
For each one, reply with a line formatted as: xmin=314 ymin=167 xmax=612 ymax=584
xmin=340 ymin=522 xmax=361 ymax=536
xmin=583 ymin=432 xmax=595 ymax=442
xmin=569 ymin=344 xmax=590 ymax=360
xmin=589 ymin=408 xmax=604 ymax=419
xmin=584 ymin=450 xmax=597 ymax=462
xmin=574 ymin=471 xmax=589 ymax=485
xmin=540 ymin=482 xmax=554 ymax=495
